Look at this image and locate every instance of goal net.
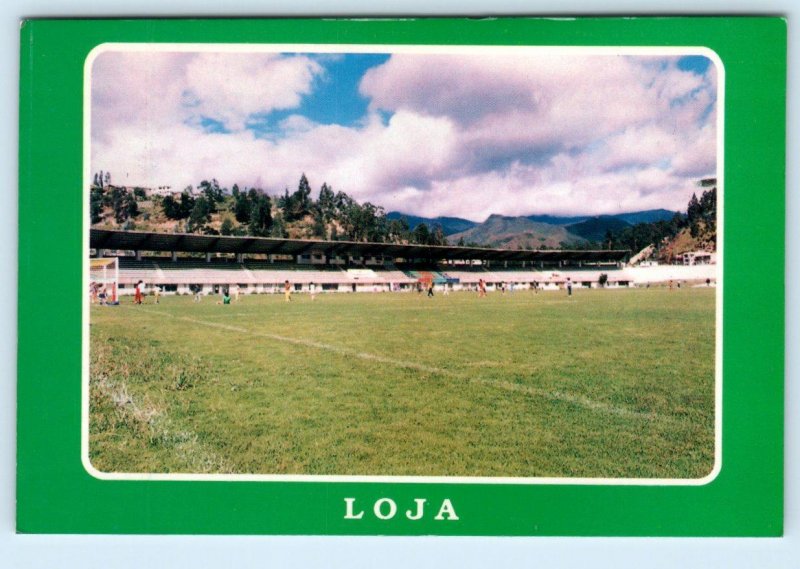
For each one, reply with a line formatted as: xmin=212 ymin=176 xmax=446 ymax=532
xmin=89 ymin=257 xmax=119 ymax=303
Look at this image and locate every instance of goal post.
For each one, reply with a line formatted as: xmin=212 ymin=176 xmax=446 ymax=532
xmin=89 ymin=257 xmax=119 ymax=303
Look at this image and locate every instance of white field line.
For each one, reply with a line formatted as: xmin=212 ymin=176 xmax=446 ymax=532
xmin=93 ymin=374 xmax=232 ymax=473
xmin=127 ymin=306 xmax=673 ymax=424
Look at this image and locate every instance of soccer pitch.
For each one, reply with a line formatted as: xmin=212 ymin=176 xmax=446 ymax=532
xmin=88 ymin=287 xmax=716 ymax=479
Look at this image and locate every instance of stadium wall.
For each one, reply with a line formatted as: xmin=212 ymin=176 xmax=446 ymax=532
xmin=107 ymin=256 xmax=717 ymax=296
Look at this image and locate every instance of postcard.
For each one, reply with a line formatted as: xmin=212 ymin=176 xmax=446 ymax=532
xmin=18 ymin=17 xmax=785 ymax=536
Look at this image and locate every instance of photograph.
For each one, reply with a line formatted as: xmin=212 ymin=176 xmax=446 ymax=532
xmin=85 ymin=45 xmax=720 ymax=482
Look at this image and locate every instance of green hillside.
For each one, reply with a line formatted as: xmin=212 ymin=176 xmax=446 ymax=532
xmin=448 ymin=214 xmax=587 ymax=249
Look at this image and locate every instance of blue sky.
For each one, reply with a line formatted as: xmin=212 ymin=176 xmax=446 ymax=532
xmin=246 ymin=54 xmax=391 ymax=139
xmin=92 ymin=50 xmax=718 ymax=220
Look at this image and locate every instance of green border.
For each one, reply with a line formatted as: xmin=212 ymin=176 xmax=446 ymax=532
xmin=18 ymin=17 xmax=785 ymax=536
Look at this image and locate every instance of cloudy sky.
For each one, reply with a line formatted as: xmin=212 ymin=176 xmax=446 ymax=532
xmin=90 ymin=48 xmax=717 ymax=221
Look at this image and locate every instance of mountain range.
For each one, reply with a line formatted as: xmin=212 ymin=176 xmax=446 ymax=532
xmin=387 ymin=209 xmax=679 ymax=248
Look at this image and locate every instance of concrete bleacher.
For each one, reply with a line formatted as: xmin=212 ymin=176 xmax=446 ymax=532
xmin=117 ymin=258 xmax=163 ymax=284
xmin=112 ymin=254 xmax=716 ymax=295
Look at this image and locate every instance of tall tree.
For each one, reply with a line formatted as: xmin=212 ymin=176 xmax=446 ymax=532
xmin=90 ymin=187 xmax=105 ymax=224
xmin=234 ymin=191 xmax=252 ymax=223
xmin=187 ymin=196 xmax=212 ymax=232
xmin=297 ymin=173 xmax=312 ymax=214
xmin=387 ymin=217 xmax=410 ymax=243
xmin=318 ymin=182 xmax=335 ymax=222
xmin=430 ymin=224 xmax=446 ymax=246
xmin=687 ymin=193 xmax=702 ymax=237
xmin=179 ymin=190 xmax=196 ymax=219
xmin=248 ymin=193 xmax=273 ymax=237
xmin=699 ymin=184 xmax=717 ymax=239
xmin=109 ymin=186 xmax=127 ymax=223
xmin=162 ymin=195 xmax=182 ymax=220
xmin=123 ymin=192 xmax=139 ymax=219
xmin=412 ymin=223 xmax=431 ymax=245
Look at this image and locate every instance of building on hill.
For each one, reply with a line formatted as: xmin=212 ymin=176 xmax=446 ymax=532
xmin=679 ymin=251 xmax=716 ymax=266
xmin=148 ymin=186 xmax=176 ymax=197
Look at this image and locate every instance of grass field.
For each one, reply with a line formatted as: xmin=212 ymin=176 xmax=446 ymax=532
xmin=88 ymin=287 xmax=716 ymax=479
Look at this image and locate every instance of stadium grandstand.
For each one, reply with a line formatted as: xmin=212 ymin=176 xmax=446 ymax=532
xmin=89 ymin=229 xmax=715 ymax=296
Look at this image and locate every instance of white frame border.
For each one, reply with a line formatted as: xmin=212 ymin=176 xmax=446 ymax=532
xmin=81 ymin=42 xmax=725 ymax=486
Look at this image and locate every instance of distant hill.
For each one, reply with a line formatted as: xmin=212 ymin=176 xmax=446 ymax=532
xmin=525 ymin=214 xmax=590 ymax=225
xmin=386 ymin=212 xmax=478 ymax=236
xmin=444 ymin=209 xmax=681 ymax=248
xmin=614 ymin=209 xmax=679 ymax=225
xmin=566 ymin=216 xmax=632 ymax=242
xmin=448 ymin=214 xmax=587 ymax=249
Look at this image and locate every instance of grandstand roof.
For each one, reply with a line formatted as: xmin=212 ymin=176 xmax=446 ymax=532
xmin=90 ymin=229 xmax=630 ymax=263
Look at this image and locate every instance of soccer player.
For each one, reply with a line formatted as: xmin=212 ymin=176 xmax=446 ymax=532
xmin=154 ymin=286 xmax=161 ymax=304
xmin=427 ymin=281 xmax=434 ymax=297
xmin=309 ymin=281 xmax=317 ymax=301
xmin=134 ymin=280 xmax=144 ymax=304
xmin=478 ymin=278 xmax=487 ymax=298
xmin=284 ymin=280 xmax=292 ymax=302
xmin=566 ymin=277 xmax=572 ymax=296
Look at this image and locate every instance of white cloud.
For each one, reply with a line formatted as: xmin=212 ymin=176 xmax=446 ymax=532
xmin=91 ymin=50 xmax=718 ymax=219
xmin=183 ymin=53 xmax=323 ymax=131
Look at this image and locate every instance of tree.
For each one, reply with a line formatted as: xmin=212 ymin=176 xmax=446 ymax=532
xmin=162 ymin=195 xmax=183 ymax=219
xmin=279 ymin=187 xmax=293 ymax=220
xmin=412 ymin=223 xmax=431 ymax=245
xmin=248 ymin=193 xmax=273 ymax=237
xmin=318 ymin=182 xmax=335 ymax=222
xmin=198 ymin=179 xmax=223 ymax=213
xmin=109 ymin=186 xmax=127 ymax=223
xmin=296 ymin=173 xmax=312 ymax=215
xmin=387 ymin=217 xmax=410 ymax=243
xmin=90 ymin=187 xmax=104 ymax=224
xmin=123 ymin=192 xmax=139 ymax=219
xmin=187 ymin=196 xmax=212 ymax=232
xmin=133 ymin=187 xmax=147 ymax=200
xmin=282 ymin=174 xmax=313 ymax=222
xmin=311 ymin=209 xmax=326 ymax=239
xmin=220 ymin=217 xmax=234 ymax=236
xmin=598 ymin=273 xmax=609 ymax=287
xmin=430 ymin=224 xmax=446 ymax=246
xmin=270 ymin=211 xmax=287 ymax=238
xmin=687 ymin=193 xmax=702 ymax=237
xmin=179 ymin=190 xmax=196 ymax=219
xmin=699 ymin=184 xmax=717 ymax=241
xmin=234 ymin=191 xmax=252 ymax=223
